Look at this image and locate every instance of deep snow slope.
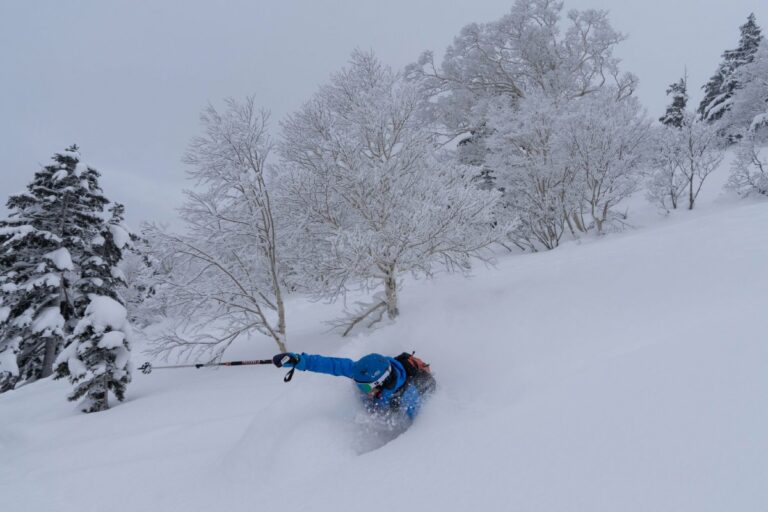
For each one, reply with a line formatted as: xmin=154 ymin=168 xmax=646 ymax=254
xmin=2 ymin=200 xmax=767 ymax=512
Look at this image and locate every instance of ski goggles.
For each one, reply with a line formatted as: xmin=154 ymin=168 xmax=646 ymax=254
xmin=355 ymin=366 xmax=392 ymax=393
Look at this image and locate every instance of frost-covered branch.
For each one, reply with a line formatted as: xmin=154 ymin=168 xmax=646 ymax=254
xmin=278 ymin=50 xmax=504 ymax=333
xmin=148 ymin=99 xmax=287 ymax=360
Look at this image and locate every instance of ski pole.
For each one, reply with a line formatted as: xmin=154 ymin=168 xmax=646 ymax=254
xmin=138 ymin=359 xmax=294 ymax=382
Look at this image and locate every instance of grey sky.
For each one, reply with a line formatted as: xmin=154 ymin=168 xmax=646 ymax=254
xmin=2 ymin=0 xmax=766 ymax=228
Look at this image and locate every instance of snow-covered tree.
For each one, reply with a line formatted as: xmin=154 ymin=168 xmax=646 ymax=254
xmin=406 ymin=0 xmax=636 ymax=143
xmin=646 ymin=126 xmax=688 ymax=212
xmin=648 ymin=114 xmax=725 ymax=211
xmin=486 ymin=89 xmax=649 ymax=246
xmin=406 ymin=0 xmax=638 ymax=250
xmin=485 ymin=92 xmax=575 ymax=250
xmin=723 ymin=39 xmax=768 ymax=197
xmin=147 ymin=98 xmax=288 ymax=361
xmin=728 ymin=130 xmax=768 ymax=197
xmin=722 ymin=40 xmax=768 ymax=136
xmin=0 ymin=146 xmax=108 ymax=392
xmin=698 ymin=13 xmax=762 ymax=124
xmin=457 ymin=124 xmax=498 ymax=192
xmin=650 ymin=69 xmax=733 ymax=212
xmin=561 ymin=91 xmax=650 ymax=234
xmin=120 ymin=230 xmax=166 ymax=326
xmin=678 ymin=115 xmax=726 ymax=209
xmin=279 ymin=50 xmax=502 ymax=332
xmin=0 ymin=146 xmax=133 ymax=411
xmin=54 ymin=204 xmax=133 ymax=412
xmin=659 ymin=75 xmax=688 ymax=128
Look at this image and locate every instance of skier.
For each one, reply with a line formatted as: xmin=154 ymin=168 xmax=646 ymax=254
xmin=273 ymin=352 xmax=435 ymax=420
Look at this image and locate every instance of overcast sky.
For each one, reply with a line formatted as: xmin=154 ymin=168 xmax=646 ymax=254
xmin=2 ymin=0 xmax=766 ymax=228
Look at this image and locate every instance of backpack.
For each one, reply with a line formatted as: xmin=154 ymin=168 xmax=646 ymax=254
xmin=394 ymin=352 xmax=436 ymax=395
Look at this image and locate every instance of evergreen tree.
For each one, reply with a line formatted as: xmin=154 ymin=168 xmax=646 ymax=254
xmin=0 ymin=146 xmax=132 ymax=412
xmin=723 ymin=40 xmax=768 ymax=135
xmin=659 ymin=75 xmax=688 ymax=128
xmin=0 ymin=146 xmax=106 ymax=390
xmin=458 ymin=125 xmax=498 ymax=191
xmin=55 ymin=204 xmax=133 ymax=413
xmin=699 ymin=14 xmax=763 ymax=123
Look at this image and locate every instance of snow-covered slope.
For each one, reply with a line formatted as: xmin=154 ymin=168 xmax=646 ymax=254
xmin=2 ymin=197 xmax=767 ymax=512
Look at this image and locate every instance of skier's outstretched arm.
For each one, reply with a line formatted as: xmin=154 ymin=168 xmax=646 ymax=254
xmin=273 ymin=352 xmax=354 ymax=378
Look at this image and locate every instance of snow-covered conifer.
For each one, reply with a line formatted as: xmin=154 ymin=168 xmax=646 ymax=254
xmin=0 ymin=147 xmax=133 ymax=411
xmin=458 ymin=125 xmax=498 ymax=192
xmin=722 ymin=40 xmax=768 ymax=136
xmin=722 ymin=39 xmax=768 ymax=197
xmin=659 ymin=76 xmax=688 ymax=128
xmin=120 ymin=230 xmax=165 ymax=326
xmin=280 ymin=50 xmax=502 ymax=331
xmin=698 ymin=14 xmax=762 ymax=124
xmin=54 ymin=204 xmax=132 ymax=412
xmin=0 ymin=146 xmax=107 ymax=391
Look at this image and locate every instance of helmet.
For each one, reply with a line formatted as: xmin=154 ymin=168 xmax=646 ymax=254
xmin=352 ymin=353 xmax=391 ymax=384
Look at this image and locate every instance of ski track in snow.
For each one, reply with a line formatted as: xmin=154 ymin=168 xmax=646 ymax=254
xmin=1 ymin=167 xmax=767 ymax=511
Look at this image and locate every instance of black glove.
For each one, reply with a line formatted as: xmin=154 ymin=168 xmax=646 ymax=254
xmin=273 ymin=352 xmax=301 ymax=368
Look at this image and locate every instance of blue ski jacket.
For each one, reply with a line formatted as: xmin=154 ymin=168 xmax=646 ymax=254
xmin=294 ymin=353 xmax=424 ymax=419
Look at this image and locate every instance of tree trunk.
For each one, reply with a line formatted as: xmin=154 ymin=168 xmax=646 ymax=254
xmin=593 ymin=216 xmax=604 ymax=235
xmin=274 ymin=332 xmax=287 ymax=353
xmin=85 ymin=374 xmax=109 ymax=413
xmin=688 ymin=162 xmax=695 ymax=210
xmin=384 ymin=273 xmax=399 ymax=319
xmin=572 ymin=212 xmax=587 ymax=233
xmin=40 ymin=336 xmax=60 ymax=378
xmin=273 ymin=281 xmax=287 ymax=353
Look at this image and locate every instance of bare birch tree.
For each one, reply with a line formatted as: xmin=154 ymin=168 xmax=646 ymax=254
xmin=677 ymin=114 xmax=726 ymax=210
xmin=148 ymin=98 xmax=287 ymax=361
